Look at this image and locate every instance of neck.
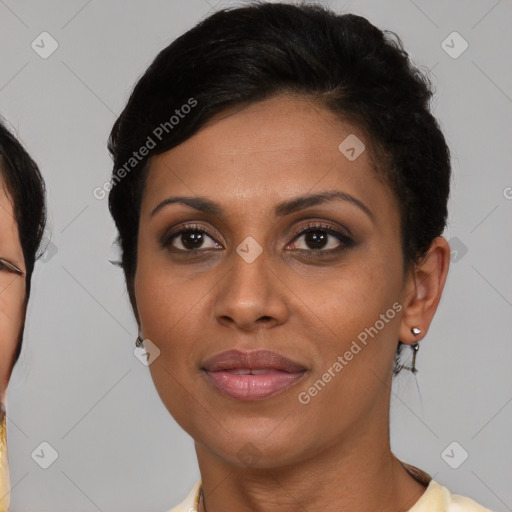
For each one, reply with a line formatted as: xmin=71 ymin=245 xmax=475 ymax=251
xmin=195 ymin=423 xmax=426 ymax=512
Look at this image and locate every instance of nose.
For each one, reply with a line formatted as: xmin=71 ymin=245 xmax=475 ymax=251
xmin=213 ymin=243 xmax=289 ymax=331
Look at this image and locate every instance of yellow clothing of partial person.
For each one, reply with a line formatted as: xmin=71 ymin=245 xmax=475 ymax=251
xmin=0 ymin=405 xmax=10 ymax=512
xmin=167 ymin=479 xmax=494 ymax=512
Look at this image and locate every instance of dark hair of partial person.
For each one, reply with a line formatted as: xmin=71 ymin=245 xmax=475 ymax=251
xmin=107 ymin=1 xmax=451 ymax=373
xmin=0 ymin=119 xmax=47 ymax=365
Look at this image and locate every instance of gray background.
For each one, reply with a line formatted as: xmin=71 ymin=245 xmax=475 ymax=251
xmin=1 ymin=0 xmax=511 ymax=510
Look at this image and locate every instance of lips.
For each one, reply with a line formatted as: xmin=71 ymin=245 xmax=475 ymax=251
xmin=202 ymin=349 xmax=307 ymax=401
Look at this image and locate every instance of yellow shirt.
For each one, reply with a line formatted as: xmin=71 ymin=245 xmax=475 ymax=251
xmin=0 ymin=408 xmax=10 ymax=512
xmin=167 ymin=479 xmax=493 ymax=512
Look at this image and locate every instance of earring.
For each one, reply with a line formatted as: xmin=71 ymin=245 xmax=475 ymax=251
xmin=410 ymin=327 xmax=421 ymax=373
xmin=410 ymin=343 xmax=420 ymax=373
xmin=135 ymin=336 xmax=144 ymax=348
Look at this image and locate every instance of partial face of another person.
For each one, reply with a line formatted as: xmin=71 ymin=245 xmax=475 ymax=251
xmin=134 ymin=95 xmax=432 ymax=469
xmin=0 ymin=172 xmax=25 ymax=512
xmin=0 ymin=173 xmax=25 ymax=403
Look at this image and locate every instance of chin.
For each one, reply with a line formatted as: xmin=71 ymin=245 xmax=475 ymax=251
xmin=195 ymin=420 xmax=311 ymax=469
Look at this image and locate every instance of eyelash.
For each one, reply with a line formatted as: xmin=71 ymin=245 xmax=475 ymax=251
xmin=160 ymin=221 xmax=354 ymax=258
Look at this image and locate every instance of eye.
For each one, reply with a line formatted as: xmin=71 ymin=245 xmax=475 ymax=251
xmin=0 ymin=257 xmax=23 ymax=275
xmin=287 ymin=222 xmax=354 ymax=254
xmin=161 ymin=224 xmax=223 ymax=253
xmin=160 ymin=221 xmax=354 ymax=257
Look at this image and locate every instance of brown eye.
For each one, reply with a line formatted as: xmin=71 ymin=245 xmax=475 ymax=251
xmin=296 ymin=229 xmax=337 ymax=250
xmin=161 ymin=224 xmax=222 ymax=253
xmin=288 ymin=223 xmax=354 ymax=254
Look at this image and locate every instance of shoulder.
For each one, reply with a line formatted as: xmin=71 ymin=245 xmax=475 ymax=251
xmin=410 ymin=480 xmax=494 ymax=512
xmin=166 ymin=481 xmax=201 ymax=512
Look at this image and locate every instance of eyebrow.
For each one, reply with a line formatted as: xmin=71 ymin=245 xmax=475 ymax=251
xmin=150 ymin=190 xmax=374 ymax=221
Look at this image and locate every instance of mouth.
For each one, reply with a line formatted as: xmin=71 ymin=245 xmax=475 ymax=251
xmin=201 ymin=349 xmax=308 ymax=401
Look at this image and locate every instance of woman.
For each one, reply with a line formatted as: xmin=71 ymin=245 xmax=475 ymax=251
xmin=108 ymin=3 xmax=491 ymax=511
xmin=0 ymin=121 xmax=46 ymax=511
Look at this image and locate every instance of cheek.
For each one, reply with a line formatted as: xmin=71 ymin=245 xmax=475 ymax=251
xmin=289 ymin=273 xmax=402 ymax=443
xmin=135 ymin=261 xmax=208 ymax=343
xmin=302 ymin=250 xmax=402 ymax=342
xmin=292 ymin=249 xmax=403 ymax=415
xmin=134 ymin=252 xmax=215 ymax=396
xmin=134 ymin=264 xmax=196 ymax=425
xmin=0 ymin=282 xmax=25 ymax=392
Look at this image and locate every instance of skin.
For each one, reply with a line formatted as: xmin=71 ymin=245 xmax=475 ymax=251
xmin=0 ymin=174 xmax=26 ymax=404
xmin=0 ymin=172 xmax=26 ymax=512
xmin=134 ymin=94 xmax=450 ymax=512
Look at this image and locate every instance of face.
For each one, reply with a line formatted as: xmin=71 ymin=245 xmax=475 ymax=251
xmin=0 ymin=174 xmax=26 ymax=404
xmin=135 ymin=94 xmax=413 ymax=468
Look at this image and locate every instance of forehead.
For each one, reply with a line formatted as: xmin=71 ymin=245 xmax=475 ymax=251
xmin=0 ymin=172 xmax=14 ymax=219
xmin=143 ymin=94 xmax=397 ymax=220
xmin=0 ymin=165 xmax=19 ymax=220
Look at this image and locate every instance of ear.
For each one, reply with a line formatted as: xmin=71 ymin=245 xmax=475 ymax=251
xmin=399 ymin=236 xmax=451 ymax=344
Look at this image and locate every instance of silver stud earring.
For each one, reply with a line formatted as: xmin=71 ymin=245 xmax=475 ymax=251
xmin=135 ymin=336 xmax=144 ymax=348
xmin=411 ymin=327 xmax=422 ymax=336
